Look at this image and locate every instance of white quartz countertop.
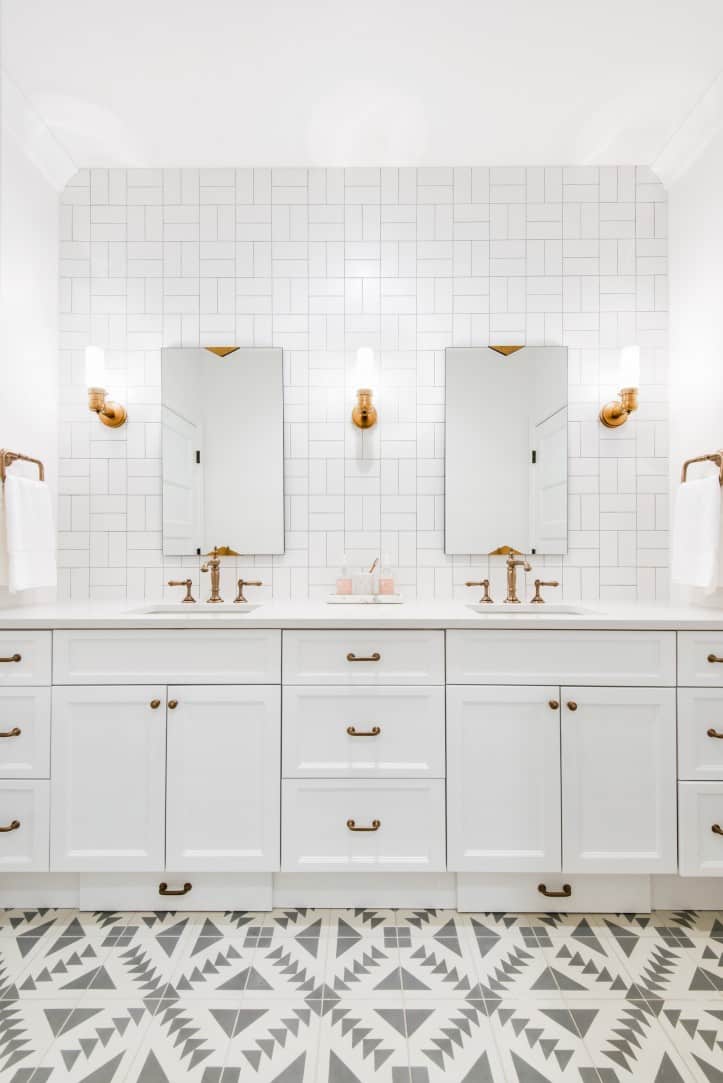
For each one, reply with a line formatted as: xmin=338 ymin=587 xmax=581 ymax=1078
xmin=1 ymin=599 xmax=723 ymax=630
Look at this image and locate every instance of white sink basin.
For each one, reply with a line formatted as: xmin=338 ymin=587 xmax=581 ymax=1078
xmin=133 ymin=603 xmax=261 ymax=615
xmin=467 ymin=603 xmax=590 ymax=615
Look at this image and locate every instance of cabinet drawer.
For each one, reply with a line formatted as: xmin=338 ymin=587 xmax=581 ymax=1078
xmin=282 ymin=686 xmax=445 ymax=778
xmin=53 ymin=629 xmax=280 ymax=684
xmin=282 ymin=779 xmax=445 ymax=871
xmin=0 ymin=631 xmax=51 ymax=686
xmin=0 ymin=780 xmax=49 ymax=871
xmin=283 ymin=631 xmax=444 ymax=685
xmin=678 ymin=689 xmax=723 ymax=780
xmin=0 ymin=688 xmax=50 ymax=778
xmin=678 ymin=633 xmax=723 ymax=686
xmin=679 ymin=782 xmax=723 ymax=876
xmin=447 ymin=630 xmax=675 ymax=685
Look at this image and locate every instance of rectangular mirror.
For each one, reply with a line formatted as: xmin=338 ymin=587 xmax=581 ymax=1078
xmin=161 ymin=347 xmax=284 ymax=556
xmin=445 ymin=346 xmax=567 ymax=555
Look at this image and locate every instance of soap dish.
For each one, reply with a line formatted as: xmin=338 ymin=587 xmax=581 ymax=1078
xmin=327 ymin=594 xmax=404 ymax=605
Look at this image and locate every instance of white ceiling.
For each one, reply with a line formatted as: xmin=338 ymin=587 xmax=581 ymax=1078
xmin=3 ymin=0 xmax=723 ymax=170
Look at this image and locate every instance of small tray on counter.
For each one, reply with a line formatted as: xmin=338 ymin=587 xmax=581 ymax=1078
xmin=326 ymin=594 xmax=404 ymax=605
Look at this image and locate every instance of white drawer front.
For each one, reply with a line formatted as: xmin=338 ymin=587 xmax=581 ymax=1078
xmin=0 ymin=631 xmax=51 ymax=686
xmin=679 ymin=633 xmax=723 ymax=686
xmin=283 ymin=631 xmax=444 ymax=685
xmin=678 ymin=689 xmax=723 ymax=781
xmin=53 ymin=629 xmax=280 ymax=684
xmin=282 ymin=686 xmax=445 ymax=778
xmin=0 ymin=780 xmax=49 ymax=871
xmin=0 ymin=688 xmax=50 ymax=778
xmin=447 ymin=630 xmax=675 ymax=685
xmin=679 ymin=782 xmax=723 ymax=876
xmin=282 ymin=779 xmax=445 ymax=871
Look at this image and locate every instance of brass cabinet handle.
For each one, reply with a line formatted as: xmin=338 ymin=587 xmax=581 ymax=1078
xmin=149 ymin=699 xmax=161 ymax=709
xmin=347 ymin=725 xmax=381 ymax=737
xmin=0 ymin=820 xmax=20 ymax=833
xmin=0 ymin=727 xmax=21 ymax=738
xmin=159 ymin=881 xmax=192 ymax=896
xmin=538 ymin=883 xmax=571 ymax=898
xmin=347 ymin=818 xmax=381 ymax=832
xmin=708 ymin=654 xmax=723 ymax=663
xmin=167 ymin=700 xmax=178 ymax=710
xmin=548 ymin=700 xmax=560 ymax=710
xmin=707 ymin=727 xmax=723 ymax=739
xmin=346 ymin=652 xmax=381 ymax=663
xmin=567 ymin=701 xmax=578 ymax=711
xmin=712 ymin=824 xmax=723 ymax=836
xmin=0 ymin=654 xmax=21 ymax=664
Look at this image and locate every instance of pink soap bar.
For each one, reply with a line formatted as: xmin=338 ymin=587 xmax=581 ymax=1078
xmin=379 ymin=578 xmax=395 ymax=595
xmin=336 ymin=578 xmax=353 ymax=595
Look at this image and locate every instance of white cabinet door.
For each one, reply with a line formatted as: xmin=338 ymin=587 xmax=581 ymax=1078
xmin=561 ymin=687 xmax=677 ymax=873
xmin=679 ymin=782 xmax=723 ymax=876
xmin=0 ymin=687 xmax=50 ymax=778
xmin=166 ymin=685 xmax=280 ymax=871
xmin=0 ymin=780 xmax=49 ymax=871
xmin=447 ymin=686 xmax=561 ymax=872
xmin=678 ymin=688 xmax=723 ymax=781
xmin=283 ymin=631 xmax=444 ymax=685
xmin=51 ymin=687 xmax=166 ymax=871
xmin=0 ymin=631 xmax=51 ymax=686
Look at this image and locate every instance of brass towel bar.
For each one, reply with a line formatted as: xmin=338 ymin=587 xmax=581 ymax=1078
xmin=681 ymin=450 xmax=723 ymax=486
xmin=0 ymin=449 xmax=45 ymax=483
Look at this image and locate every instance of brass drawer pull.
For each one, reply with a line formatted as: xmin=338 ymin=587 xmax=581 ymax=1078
xmin=149 ymin=699 xmax=161 ymax=709
xmin=0 ymin=820 xmax=20 ymax=833
xmin=538 ymin=883 xmax=571 ymax=898
xmin=712 ymin=824 xmax=723 ymax=837
xmin=159 ymin=881 xmax=192 ymax=896
xmin=567 ymin=701 xmax=578 ymax=711
xmin=347 ymin=725 xmax=381 ymax=737
xmin=0 ymin=654 xmax=21 ymax=664
xmin=0 ymin=727 xmax=21 ymax=738
xmin=347 ymin=818 xmax=381 ymax=832
xmin=346 ymin=652 xmax=381 ymax=663
xmin=708 ymin=654 xmax=723 ymax=663
xmin=707 ymin=728 xmax=723 ymax=739
xmin=548 ymin=700 xmax=559 ymax=710
xmin=167 ymin=700 xmax=178 ymax=710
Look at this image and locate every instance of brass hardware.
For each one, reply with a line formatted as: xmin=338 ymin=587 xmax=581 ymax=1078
xmin=504 ymin=552 xmax=532 ymax=604
xmin=0 ymin=727 xmax=21 ymax=738
xmin=234 ymin=578 xmax=262 ymax=604
xmin=201 ymin=550 xmax=224 ymax=603
xmin=549 ymin=700 xmax=560 ymax=710
xmin=204 ymin=346 xmax=240 ymax=357
xmin=346 ymin=819 xmax=381 ymax=832
xmin=681 ymin=451 xmax=723 ymax=486
xmin=489 ymin=345 xmax=524 ymax=356
xmin=530 ymin=579 xmax=560 ymax=604
xmin=159 ymin=881 xmax=192 ymax=895
xmin=0 ymin=654 xmax=21 ymax=664
xmin=167 ymin=579 xmax=196 ymax=603
xmin=346 ymin=725 xmax=381 ymax=737
xmin=599 ymin=386 xmax=639 ymax=428
xmin=207 ymin=545 xmax=240 ymax=557
xmin=168 ymin=700 xmax=178 ymax=710
xmin=87 ymin=387 xmax=127 ymax=428
xmin=489 ymin=545 xmax=522 ymax=556
xmin=538 ymin=883 xmax=572 ymax=898
xmin=352 ymin=388 xmax=378 ymax=430
xmin=707 ymin=728 xmax=723 ymax=739
xmin=0 ymin=820 xmax=20 ymax=833
xmin=712 ymin=824 xmax=723 ymax=836
xmin=0 ymin=450 xmax=44 ymax=483
xmin=346 ymin=652 xmax=381 ymax=662
xmin=149 ymin=699 xmax=161 ymax=710
xmin=708 ymin=654 xmax=723 ymax=664
xmin=567 ymin=701 xmax=578 ymax=711
xmin=466 ymin=579 xmax=493 ymax=604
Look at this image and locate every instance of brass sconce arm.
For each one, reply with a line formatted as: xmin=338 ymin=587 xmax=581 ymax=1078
xmin=88 ymin=387 xmax=127 ymax=428
xmin=599 ymin=387 xmax=638 ymax=428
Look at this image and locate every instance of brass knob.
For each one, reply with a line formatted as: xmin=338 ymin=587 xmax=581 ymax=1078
xmin=712 ymin=824 xmax=723 ymax=836
xmin=0 ymin=727 xmax=21 ymax=738
xmin=548 ymin=700 xmax=560 ymax=710
xmin=706 ymin=728 xmax=723 ymax=739
xmin=708 ymin=654 xmax=723 ymax=663
xmin=0 ymin=820 xmax=20 ymax=833
xmin=0 ymin=654 xmax=21 ymax=664
xmin=168 ymin=700 xmax=178 ymax=710
xmin=567 ymin=701 xmax=578 ymax=711
xmin=149 ymin=699 xmax=161 ymax=709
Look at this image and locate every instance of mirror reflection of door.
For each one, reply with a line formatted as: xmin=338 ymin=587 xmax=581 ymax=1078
xmin=445 ymin=346 xmax=568 ymax=556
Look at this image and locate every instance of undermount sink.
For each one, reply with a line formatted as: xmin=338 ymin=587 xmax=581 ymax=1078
xmin=133 ymin=603 xmax=262 ymax=615
xmin=466 ymin=603 xmax=590 ymax=615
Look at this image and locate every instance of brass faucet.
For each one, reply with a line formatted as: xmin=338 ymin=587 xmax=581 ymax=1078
xmin=167 ymin=578 xmax=196 ymax=603
xmin=201 ymin=549 xmax=224 ymax=603
xmin=505 ymin=552 xmax=532 ymax=604
xmin=234 ymin=578 xmax=263 ymax=604
xmin=465 ymin=578 xmax=493 ymax=604
xmin=530 ymin=578 xmax=560 ymax=604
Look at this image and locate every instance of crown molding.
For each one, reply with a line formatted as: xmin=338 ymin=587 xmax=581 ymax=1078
xmin=1 ymin=71 xmax=77 ymax=191
xmin=652 ymin=70 xmax=723 ymax=189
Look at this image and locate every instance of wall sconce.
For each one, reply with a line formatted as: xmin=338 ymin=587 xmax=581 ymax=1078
xmin=85 ymin=346 xmax=127 ymax=428
xmin=351 ymin=347 xmax=378 ymax=429
xmin=599 ymin=345 xmax=640 ymax=428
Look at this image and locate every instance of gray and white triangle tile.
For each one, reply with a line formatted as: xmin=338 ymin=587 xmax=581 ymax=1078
xmin=490 ymin=997 xmax=605 ymax=1082
xmin=573 ymin=998 xmax=698 ymax=1082
xmin=657 ymin=1000 xmax=723 ymax=1082
xmin=220 ymin=998 xmax=322 ymax=1082
xmin=402 ymin=998 xmax=506 ymax=1082
xmin=315 ymin=998 xmax=412 ymax=1083
xmin=120 ymin=999 xmax=235 ymax=1082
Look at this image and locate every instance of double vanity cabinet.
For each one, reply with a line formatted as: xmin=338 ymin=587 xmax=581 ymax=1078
xmin=1 ymin=616 xmax=723 ymax=911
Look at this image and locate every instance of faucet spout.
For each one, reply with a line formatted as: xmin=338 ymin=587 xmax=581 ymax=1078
xmin=504 ymin=553 xmax=532 ymax=604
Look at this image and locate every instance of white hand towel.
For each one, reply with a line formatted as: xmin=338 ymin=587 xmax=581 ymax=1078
xmin=671 ymin=474 xmax=722 ymax=593
xmin=4 ymin=475 xmax=57 ymax=593
xmin=0 ymin=485 xmax=8 ymax=586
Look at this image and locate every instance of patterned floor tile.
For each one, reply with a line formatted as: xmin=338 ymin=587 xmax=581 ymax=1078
xmin=491 ymin=997 xmax=603 ymax=1081
xmin=606 ymin=934 xmax=723 ymax=1000
xmin=658 ymin=1000 xmax=723 ymax=1082
xmin=539 ymin=924 xmax=639 ymax=1000
xmin=221 ymin=999 xmax=322 ymax=1082
xmin=466 ymin=917 xmax=569 ymax=1000
xmin=573 ymin=999 xmax=697 ymax=1082
xmin=403 ymin=1000 xmax=506 ymax=1082
xmin=316 ymin=999 xmax=411 ymax=1082
xmin=324 ymin=925 xmax=401 ymax=1000
xmin=120 ymin=1000 xmax=234 ymax=1082
xmin=397 ymin=931 xmax=481 ymax=1000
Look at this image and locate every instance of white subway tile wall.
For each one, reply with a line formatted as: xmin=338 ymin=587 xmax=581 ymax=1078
xmin=58 ymin=166 xmax=668 ymax=603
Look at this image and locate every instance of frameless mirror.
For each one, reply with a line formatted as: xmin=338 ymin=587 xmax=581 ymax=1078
xmin=445 ymin=346 xmax=567 ymax=555
xmin=161 ymin=347 xmax=284 ymax=556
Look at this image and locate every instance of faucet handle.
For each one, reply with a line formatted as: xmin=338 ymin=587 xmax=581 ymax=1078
xmin=234 ymin=578 xmax=263 ymax=604
xmin=530 ymin=579 xmax=560 ymax=604
xmin=167 ymin=578 xmax=196 ymax=604
xmin=465 ymin=579 xmax=493 ymax=604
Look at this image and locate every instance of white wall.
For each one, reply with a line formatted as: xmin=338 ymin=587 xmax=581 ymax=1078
xmin=0 ymin=96 xmax=60 ymax=606
xmin=669 ymin=129 xmax=723 ymax=605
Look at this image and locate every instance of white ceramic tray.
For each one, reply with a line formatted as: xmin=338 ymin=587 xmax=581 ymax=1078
xmin=326 ymin=594 xmax=404 ymax=605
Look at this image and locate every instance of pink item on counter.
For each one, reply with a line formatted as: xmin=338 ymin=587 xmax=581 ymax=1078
xmin=379 ymin=578 xmax=395 ymax=595
xmin=336 ymin=578 xmax=353 ymax=595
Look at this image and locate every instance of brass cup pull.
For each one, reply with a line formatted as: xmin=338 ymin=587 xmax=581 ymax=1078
xmin=346 ymin=652 xmax=381 ymax=663
xmin=0 ymin=654 xmax=21 ymax=664
xmin=707 ymin=728 xmax=723 ymax=739
xmin=708 ymin=654 xmax=723 ymax=663
xmin=167 ymin=700 xmax=178 ymax=710
xmin=0 ymin=820 xmax=20 ymax=833
xmin=347 ymin=818 xmax=381 ymax=832
xmin=567 ymin=701 xmax=578 ymax=711
xmin=538 ymin=883 xmax=571 ymax=899
xmin=548 ymin=700 xmax=560 ymax=710
xmin=159 ymin=881 xmax=192 ymax=896
xmin=712 ymin=824 xmax=723 ymax=837
xmin=149 ymin=699 xmax=161 ymax=709
xmin=0 ymin=727 xmax=21 ymax=738
xmin=347 ymin=725 xmax=381 ymax=737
